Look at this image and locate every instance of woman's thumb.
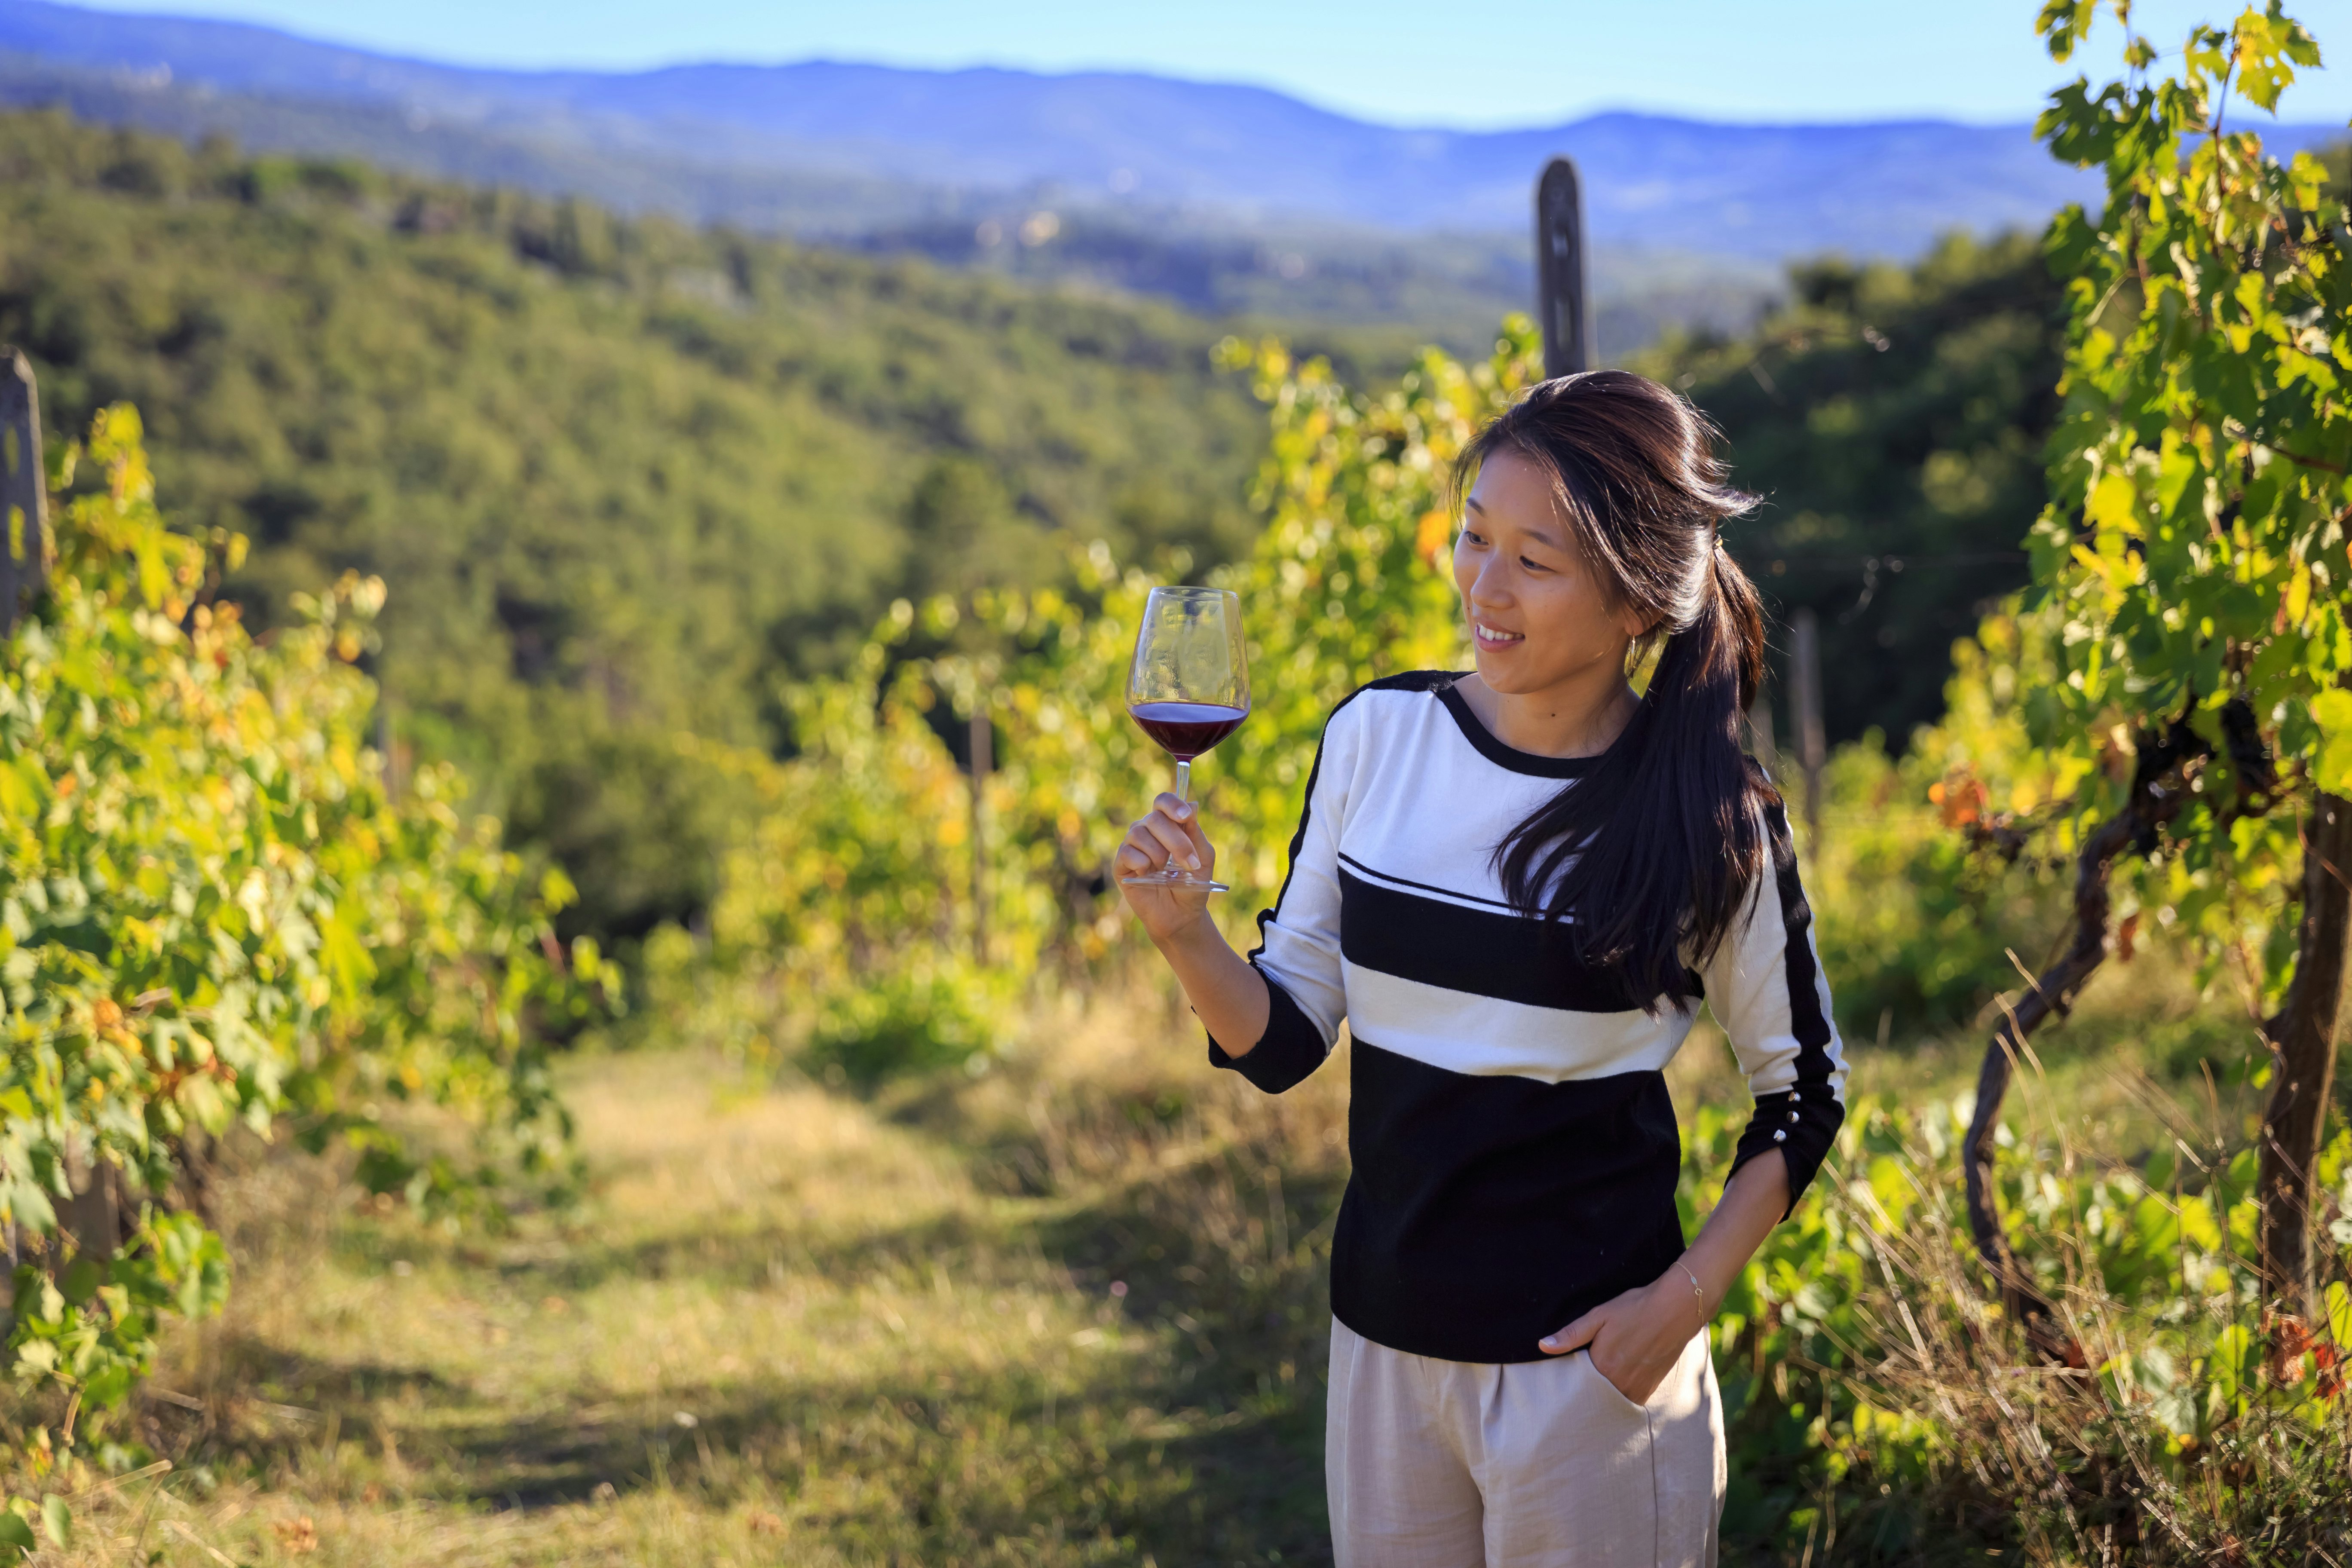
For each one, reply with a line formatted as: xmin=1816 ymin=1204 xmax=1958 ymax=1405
xmin=1539 ymin=1314 xmax=1598 ymax=1355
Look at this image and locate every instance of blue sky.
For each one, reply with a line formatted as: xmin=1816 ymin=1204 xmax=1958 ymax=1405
xmin=64 ymin=0 xmax=2352 ymax=127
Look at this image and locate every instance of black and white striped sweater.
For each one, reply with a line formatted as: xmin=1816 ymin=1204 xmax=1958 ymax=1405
xmin=1209 ymin=670 xmax=1848 ymax=1365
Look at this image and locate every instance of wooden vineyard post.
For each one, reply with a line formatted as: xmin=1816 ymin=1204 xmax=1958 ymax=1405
xmin=374 ymin=697 xmax=402 ymax=802
xmin=0 ymin=347 xmax=46 ymax=635
xmin=0 ymin=348 xmax=38 ymax=1291
xmin=1534 ymin=157 xmax=1591 ymax=378
xmin=1790 ymin=608 xmax=1825 ymax=839
xmin=969 ymin=705 xmax=992 ymax=963
xmin=1746 ymin=686 xmax=1779 ymax=778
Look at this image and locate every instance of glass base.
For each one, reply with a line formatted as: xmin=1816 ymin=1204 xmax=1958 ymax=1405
xmin=1118 ymin=866 xmax=1230 ymax=893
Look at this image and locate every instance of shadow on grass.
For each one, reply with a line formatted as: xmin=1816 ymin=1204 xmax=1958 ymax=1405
xmin=166 ymin=1327 xmax=1332 ymax=1562
xmin=168 ymin=1336 xmax=456 ymax=1413
xmin=423 ymin=1363 xmax=1327 ymax=1559
xmin=176 ymin=1153 xmax=1347 ymax=1562
xmin=491 ymin=1209 xmax=1012 ymax=1296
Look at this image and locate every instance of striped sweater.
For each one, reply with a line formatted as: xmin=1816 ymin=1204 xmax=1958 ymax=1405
xmin=1209 ymin=670 xmax=1848 ymax=1365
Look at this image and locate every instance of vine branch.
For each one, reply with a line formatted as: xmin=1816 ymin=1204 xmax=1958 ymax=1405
xmin=1961 ymin=715 xmax=2213 ymax=1358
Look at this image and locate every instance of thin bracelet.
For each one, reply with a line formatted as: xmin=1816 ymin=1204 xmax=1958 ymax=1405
xmin=1675 ymin=1260 xmax=1708 ymax=1314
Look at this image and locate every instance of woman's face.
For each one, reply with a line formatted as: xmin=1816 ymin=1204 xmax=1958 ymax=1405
xmin=1452 ymin=447 xmax=1647 ymax=697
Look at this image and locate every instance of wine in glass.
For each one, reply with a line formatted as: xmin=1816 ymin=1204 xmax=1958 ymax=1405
xmin=1122 ymin=585 xmax=1250 ymax=892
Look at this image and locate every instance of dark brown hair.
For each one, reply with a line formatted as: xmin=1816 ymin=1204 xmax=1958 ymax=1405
xmin=1451 ymin=368 xmax=1773 ymax=1003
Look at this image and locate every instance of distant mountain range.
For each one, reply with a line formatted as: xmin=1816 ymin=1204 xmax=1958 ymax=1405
xmin=0 ymin=0 xmax=2342 ymax=346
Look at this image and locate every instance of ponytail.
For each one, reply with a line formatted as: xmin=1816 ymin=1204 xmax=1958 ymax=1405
xmin=1453 ymin=371 xmax=1775 ymax=1006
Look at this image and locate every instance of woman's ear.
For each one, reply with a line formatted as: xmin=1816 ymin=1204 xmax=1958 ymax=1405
xmin=1614 ymin=600 xmax=1659 ymax=643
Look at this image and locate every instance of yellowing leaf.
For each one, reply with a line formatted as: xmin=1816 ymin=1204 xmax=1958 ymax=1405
xmin=0 ymin=761 xmax=33 ymax=825
xmin=2315 ymin=690 xmax=2352 ymax=794
xmin=2285 ymin=563 xmax=2312 ymax=628
xmin=2086 ymin=471 xmax=2138 ymax=535
xmin=539 ymin=866 xmax=579 ymax=913
xmin=318 ymin=911 xmax=378 ymax=1001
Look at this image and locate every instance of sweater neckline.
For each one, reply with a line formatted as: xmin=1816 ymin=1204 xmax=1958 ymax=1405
xmin=1435 ymin=677 xmax=1601 ymax=779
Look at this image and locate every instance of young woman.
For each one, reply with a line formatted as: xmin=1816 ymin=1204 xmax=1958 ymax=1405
xmin=1116 ymin=369 xmax=1847 ymax=1567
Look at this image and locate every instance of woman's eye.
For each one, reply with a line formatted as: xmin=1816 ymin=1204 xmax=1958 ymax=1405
xmin=1520 ymin=556 xmax=1550 ymax=572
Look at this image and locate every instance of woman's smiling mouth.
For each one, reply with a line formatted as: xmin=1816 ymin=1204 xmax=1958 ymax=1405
xmin=1473 ymin=621 xmax=1525 ymax=648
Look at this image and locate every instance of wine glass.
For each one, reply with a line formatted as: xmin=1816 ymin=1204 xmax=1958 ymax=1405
xmin=1121 ymin=585 xmax=1250 ymax=892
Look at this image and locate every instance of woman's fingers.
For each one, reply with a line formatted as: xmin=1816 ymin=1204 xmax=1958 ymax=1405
xmin=1120 ymin=824 xmax=1170 ymax=873
xmin=1119 ymin=798 xmax=1218 ymax=890
xmin=1137 ymin=807 xmax=1202 ymax=870
xmin=1151 ymin=795 xmax=1215 ymax=870
xmin=1158 ymin=794 xmax=1216 ymax=870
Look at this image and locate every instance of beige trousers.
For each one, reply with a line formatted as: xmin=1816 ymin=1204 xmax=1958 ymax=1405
xmin=1325 ymin=1316 xmax=1725 ymax=1568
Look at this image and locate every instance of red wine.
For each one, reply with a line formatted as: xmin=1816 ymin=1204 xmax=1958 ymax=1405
xmin=1129 ymin=701 xmax=1248 ymax=760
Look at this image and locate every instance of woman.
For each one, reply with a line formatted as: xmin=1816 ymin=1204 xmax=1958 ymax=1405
xmin=1116 ymin=370 xmax=1847 ymax=1567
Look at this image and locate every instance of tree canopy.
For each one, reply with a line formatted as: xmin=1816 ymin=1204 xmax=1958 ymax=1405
xmin=0 ymin=110 xmax=1274 ymax=936
xmin=1642 ymin=231 xmax=2067 ymax=747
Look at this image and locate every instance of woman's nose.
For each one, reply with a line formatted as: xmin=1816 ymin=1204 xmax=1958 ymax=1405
xmin=1469 ymin=557 xmax=1513 ymax=608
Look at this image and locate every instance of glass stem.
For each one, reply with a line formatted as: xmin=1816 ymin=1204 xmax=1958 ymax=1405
xmin=1173 ymin=758 xmax=1192 ymax=804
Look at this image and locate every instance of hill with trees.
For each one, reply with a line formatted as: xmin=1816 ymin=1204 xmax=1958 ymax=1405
xmin=0 ymin=104 xmax=2187 ymax=939
xmin=11 ymin=0 xmax=2342 ymax=253
xmin=0 ymin=51 xmax=1778 ymax=360
xmin=1641 ymin=232 xmax=2065 ymax=747
xmin=0 ymin=109 xmax=1286 ymax=937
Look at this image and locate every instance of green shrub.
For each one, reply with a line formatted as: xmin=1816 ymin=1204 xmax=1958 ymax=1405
xmin=806 ymin=961 xmax=1008 ymax=1087
xmin=1684 ymin=1090 xmax=2352 ymax=1561
xmin=0 ymin=407 xmax=614 ymax=1478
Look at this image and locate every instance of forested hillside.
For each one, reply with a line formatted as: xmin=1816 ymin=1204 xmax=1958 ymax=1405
xmin=0 ymin=56 xmax=1781 ymax=360
xmin=1642 ymin=232 xmax=2064 ymax=746
xmin=0 ymin=105 xmax=2136 ymax=939
xmin=0 ymin=110 xmax=1280 ymax=937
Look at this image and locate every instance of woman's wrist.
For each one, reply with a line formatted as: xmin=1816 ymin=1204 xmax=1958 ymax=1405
xmin=1148 ymin=909 xmax=1218 ymax=957
xmin=1659 ymin=1259 xmax=1715 ymax=1332
xmin=1150 ymin=914 xmax=1271 ymax=1055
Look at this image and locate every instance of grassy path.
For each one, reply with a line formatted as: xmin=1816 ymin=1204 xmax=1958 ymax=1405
xmin=22 ymin=956 xmax=2261 ymax=1567
xmin=58 ymin=1016 xmax=1345 ymax=1566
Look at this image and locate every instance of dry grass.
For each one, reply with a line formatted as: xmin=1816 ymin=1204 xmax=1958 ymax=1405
xmin=0 ymin=956 xmax=2285 ymax=1566
xmin=9 ymin=978 xmax=1355 ymax=1565
xmin=1774 ymin=1122 xmax=2352 ymax=1567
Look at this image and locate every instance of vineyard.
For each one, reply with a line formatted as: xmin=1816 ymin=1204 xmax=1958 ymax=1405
xmin=0 ymin=398 xmax=621 ymax=1552
xmin=0 ymin=0 xmax=2345 ymax=1564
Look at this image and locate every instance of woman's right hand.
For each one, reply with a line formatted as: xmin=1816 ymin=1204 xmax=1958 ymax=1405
xmin=1116 ymin=793 xmax=1219 ymax=944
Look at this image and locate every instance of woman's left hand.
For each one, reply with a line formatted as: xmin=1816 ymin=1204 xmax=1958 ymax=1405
xmin=1537 ymin=1276 xmax=1706 ymax=1404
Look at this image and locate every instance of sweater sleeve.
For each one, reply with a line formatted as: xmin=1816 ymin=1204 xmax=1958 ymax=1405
xmin=1206 ymin=695 xmax=1357 ymax=1093
xmin=1696 ymin=799 xmax=1849 ymax=1221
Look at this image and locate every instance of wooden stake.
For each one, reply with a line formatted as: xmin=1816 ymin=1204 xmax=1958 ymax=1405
xmin=969 ymin=706 xmax=991 ymax=963
xmin=1790 ymin=608 xmax=1825 ymax=839
xmin=1746 ymin=685 xmax=1779 ymax=777
xmin=1534 ymin=158 xmax=1592 ymax=378
xmin=0 ymin=347 xmax=47 ymax=635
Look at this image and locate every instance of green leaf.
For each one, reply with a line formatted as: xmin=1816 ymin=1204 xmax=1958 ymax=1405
xmin=2208 ymin=1322 xmax=2255 ymax=1409
xmin=2231 ymin=7 xmax=2319 ymax=111
xmin=2312 ymin=689 xmax=2352 ymax=794
xmin=2086 ymin=470 xmax=2138 ymax=535
xmin=81 ymin=1363 xmax=133 ymax=1411
xmin=318 ymin=909 xmax=377 ymax=1001
xmin=58 ymin=1255 xmax=103 ymax=1307
xmin=2037 ymin=0 xmax=2101 ymax=60
xmin=0 ymin=1512 xmax=33 ymax=1559
xmin=39 ymin=1495 xmax=67 ymax=1550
